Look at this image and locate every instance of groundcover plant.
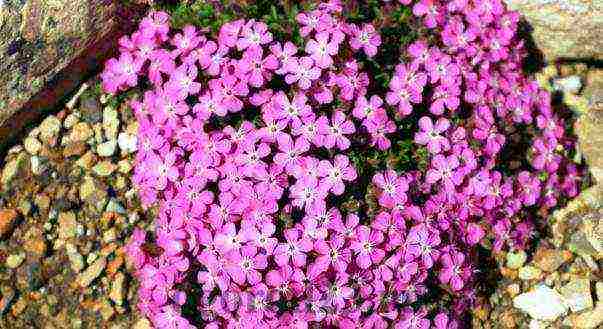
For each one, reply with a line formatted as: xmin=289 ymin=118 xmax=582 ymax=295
xmin=102 ymin=0 xmax=583 ymax=327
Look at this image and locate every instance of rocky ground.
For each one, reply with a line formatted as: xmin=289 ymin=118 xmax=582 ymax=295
xmin=0 ymin=80 xmax=152 ymax=329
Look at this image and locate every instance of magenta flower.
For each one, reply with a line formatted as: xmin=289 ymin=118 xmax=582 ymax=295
xmin=349 ymin=23 xmax=381 ymax=57
xmin=531 ymin=137 xmax=561 ymax=173
xmin=414 ymin=116 xmax=450 ymax=154
xmin=305 ymin=32 xmax=339 ymax=68
xmin=372 ymin=170 xmax=409 ymax=208
xmin=309 ymin=235 xmax=350 ymax=278
xmin=226 ymin=245 xmax=267 ymax=285
xmin=285 ymin=57 xmax=322 ymax=89
xmin=238 ymin=47 xmax=279 ymax=87
xmin=317 ymin=111 xmax=356 ymax=150
xmin=438 ymin=250 xmax=467 ymax=291
xmin=351 ymin=225 xmax=385 ymax=269
xmin=405 ymin=224 xmax=440 ymax=268
xmin=237 ymin=20 xmax=273 ymax=50
xmin=318 ymin=154 xmax=357 ymax=195
xmin=274 ymin=228 xmax=313 ymax=268
xmin=426 ymin=154 xmax=463 ymax=191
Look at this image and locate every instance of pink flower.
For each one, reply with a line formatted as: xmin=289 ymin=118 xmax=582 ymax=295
xmin=238 ymin=47 xmax=279 ymax=87
xmin=353 ymin=95 xmax=383 ymax=121
xmin=351 ymin=226 xmax=385 ymax=269
xmin=102 ymin=52 xmax=143 ymax=93
xmin=349 ymin=23 xmax=381 ymax=57
xmin=309 ymin=235 xmax=350 ymax=279
xmin=318 ymin=155 xmax=357 ymax=195
xmin=414 ymin=116 xmax=450 ymax=154
xmin=372 ymin=170 xmax=409 ymax=208
xmin=305 ymin=32 xmax=339 ymax=68
xmin=208 ymin=75 xmax=249 ymax=113
xmin=285 ymin=57 xmax=321 ymax=89
xmin=226 ymin=245 xmax=267 ymax=285
xmin=237 ymin=20 xmax=273 ymax=50
xmin=274 ymin=228 xmax=313 ymax=268
xmin=438 ymin=250 xmax=466 ymax=291
xmin=316 ymin=111 xmax=356 ymax=150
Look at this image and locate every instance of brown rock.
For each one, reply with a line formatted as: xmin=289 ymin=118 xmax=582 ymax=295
xmin=0 ymin=208 xmax=18 ymax=238
xmin=23 ymin=227 xmax=46 ymax=256
xmin=63 ymin=141 xmax=88 ymax=157
xmin=533 ymin=248 xmax=567 ymax=272
xmin=503 ymin=1 xmax=603 ymax=61
xmin=0 ymin=1 xmax=145 ymax=154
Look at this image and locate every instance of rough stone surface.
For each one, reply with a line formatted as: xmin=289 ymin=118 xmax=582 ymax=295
xmin=0 ymin=0 xmax=144 ymax=152
xmin=0 ymin=209 xmax=19 ymax=238
xmin=560 ymin=278 xmax=593 ymax=312
xmin=513 ymin=285 xmax=569 ymax=321
xmin=504 ymin=0 xmax=603 ymax=61
xmin=77 ymin=257 xmax=106 ymax=287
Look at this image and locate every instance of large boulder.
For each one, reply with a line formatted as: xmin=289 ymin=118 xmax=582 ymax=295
xmin=504 ymin=0 xmax=603 ymax=61
xmin=0 ymin=0 xmax=144 ymax=153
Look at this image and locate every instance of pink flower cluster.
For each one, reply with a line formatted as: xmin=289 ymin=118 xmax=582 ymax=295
xmin=102 ymin=0 xmax=581 ymax=328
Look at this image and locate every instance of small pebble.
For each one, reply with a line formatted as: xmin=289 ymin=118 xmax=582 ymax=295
xmin=93 ymin=161 xmax=116 ymax=177
xmin=519 ymin=266 xmax=543 ymax=280
xmin=77 ymin=257 xmax=106 ymax=287
xmin=117 ymin=132 xmax=137 ymax=154
xmin=506 ymin=250 xmax=527 ymax=269
xmin=23 ymin=137 xmax=42 ymax=155
xmin=97 ymin=140 xmax=117 ymax=157
xmin=6 ymin=253 xmax=25 ymax=269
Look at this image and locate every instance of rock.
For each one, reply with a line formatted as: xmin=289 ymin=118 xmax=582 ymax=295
xmin=569 ymin=304 xmax=603 ymax=329
xmin=64 ymin=113 xmax=80 ymax=129
xmin=63 ymin=141 xmax=88 ymax=157
xmin=38 ymin=116 xmax=62 ymax=144
xmin=575 ymin=70 xmax=603 ymax=184
xmin=103 ymin=107 xmax=120 ymax=140
xmin=533 ymin=248 xmax=568 ymax=272
xmin=0 ymin=1 xmax=144 ymax=153
xmin=23 ymin=136 xmax=42 ymax=155
xmin=1 ymin=153 xmax=26 ymax=185
xmin=76 ymin=151 xmax=96 ymax=169
xmin=97 ymin=139 xmax=117 ymax=157
xmin=117 ymin=132 xmax=137 ymax=154
xmin=503 ymin=0 xmax=603 ymax=61
xmin=58 ymin=211 xmax=77 ymax=240
xmin=117 ymin=159 xmax=132 ymax=174
xmin=133 ymin=318 xmax=152 ymax=329
xmin=513 ymin=285 xmax=568 ymax=321
xmin=106 ymin=199 xmax=126 ymax=214
xmin=0 ymin=208 xmax=19 ymax=238
xmin=103 ymin=228 xmax=117 ymax=243
xmin=99 ymin=298 xmax=115 ymax=320
xmin=506 ymin=250 xmax=527 ymax=269
xmin=0 ymin=286 xmax=15 ymax=315
xmin=518 ymin=266 xmax=542 ymax=280
xmin=77 ymin=257 xmax=106 ymax=287
xmin=6 ymin=253 xmax=25 ymax=269
xmin=93 ymin=161 xmax=116 ymax=177
xmin=553 ymin=75 xmax=582 ymax=94
xmin=79 ymin=176 xmax=108 ymax=213
xmin=23 ymin=227 xmax=47 ymax=256
xmin=18 ymin=199 xmax=31 ymax=216
xmin=66 ymin=243 xmax=85 ymax=273
xmin=69 ymin=122 xmax=93 ymax=143
xmin=30 ymin=155 xmax=46 ymax=176
xmin=80 ymin=97 xmax=103 ymax=124
xmin=109 ymin=272 xmax=125 ymax=306
xmin=560 ymin=278 xmax=593 ymax=312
